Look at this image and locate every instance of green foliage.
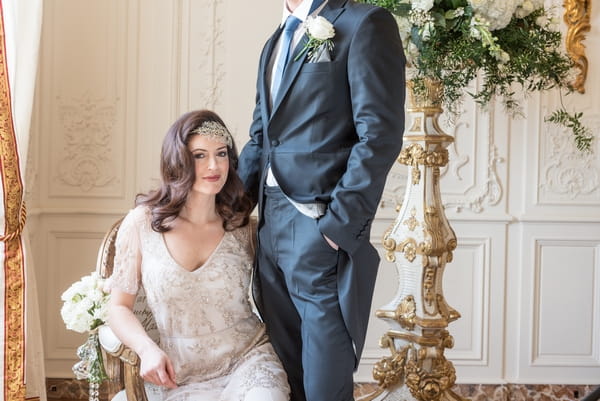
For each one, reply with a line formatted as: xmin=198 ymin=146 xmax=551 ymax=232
xmin=546 ymin=110 xmax=593 ymax=152
xmin=358 ymin=0 xmax=592 ymax=151
xmin=364 ymin=0 xmax=400 ymax=12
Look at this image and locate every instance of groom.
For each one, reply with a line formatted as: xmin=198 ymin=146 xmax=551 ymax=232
xmin=238 ymin=0 xmax=405 ymax=400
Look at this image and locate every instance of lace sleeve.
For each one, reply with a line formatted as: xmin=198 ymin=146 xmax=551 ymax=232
xmin=105 ymin=207 xmax=144 ymax=294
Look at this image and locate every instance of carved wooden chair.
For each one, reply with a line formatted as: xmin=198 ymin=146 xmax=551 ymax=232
xmin=96 ymin=218 xmax=160 ymax=401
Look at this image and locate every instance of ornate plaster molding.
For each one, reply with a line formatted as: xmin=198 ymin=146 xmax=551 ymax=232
xmin=540 ymin=119 xmax=599 ymax=201
xmin=56 ymin=94 xmax=118 ymax=192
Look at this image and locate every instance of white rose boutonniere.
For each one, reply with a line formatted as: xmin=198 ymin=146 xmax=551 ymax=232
xmin=295 ymin=16 xmax=335 ymax=62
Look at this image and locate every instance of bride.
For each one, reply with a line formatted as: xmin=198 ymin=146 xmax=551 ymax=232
xmin=106 ymin=110 xmax=290 ymax=401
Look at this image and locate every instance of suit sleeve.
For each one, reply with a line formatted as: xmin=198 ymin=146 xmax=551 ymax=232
xmin=318 ymin=7 xmax=406 ymax=255
xmin=238 ymin=54 xmax=267 ymax=206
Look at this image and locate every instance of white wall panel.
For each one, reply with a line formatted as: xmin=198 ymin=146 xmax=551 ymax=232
xmin=38 ymin=214 xmax=123 ymax=377
xmin=534 ymin=241 xmax=599 ymax=365
xmin=510 ymin=224 xmax=600 ymax=383
xmin=44 ymin=0 xmax=128 ymax=200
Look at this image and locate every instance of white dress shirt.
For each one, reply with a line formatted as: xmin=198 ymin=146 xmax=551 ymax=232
xmin=266 ymin=0 xmax=329 ymax=219
xmin=267 ymin=0 xmax=328 ymax=108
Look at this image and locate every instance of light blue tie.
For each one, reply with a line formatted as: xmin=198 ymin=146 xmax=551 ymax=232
xmin=271 ymin=15 xmax=302 ymax=100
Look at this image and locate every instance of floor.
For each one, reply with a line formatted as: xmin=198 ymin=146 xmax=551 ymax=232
xmin=47 ymin=378 xmax=599 ymax=401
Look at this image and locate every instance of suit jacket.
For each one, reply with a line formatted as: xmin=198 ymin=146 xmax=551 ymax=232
xmin=238 ymin=0 xmax=406 ymax=365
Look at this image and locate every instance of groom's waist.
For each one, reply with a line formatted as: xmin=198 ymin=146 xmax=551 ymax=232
xmin=265 ymin=167 xmax=327 ymax=219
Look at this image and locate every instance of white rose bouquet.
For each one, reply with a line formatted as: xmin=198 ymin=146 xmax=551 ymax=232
xmin=61 ymin=272 xmax=110 ymax=384
xmin=295 ymin=15 xmax=336 ymax=62
xmin=360 ymin=0 xmax=592 ymax=151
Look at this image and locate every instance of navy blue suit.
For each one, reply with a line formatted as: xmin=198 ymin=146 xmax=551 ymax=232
xmin=238 ymin=1 xmax=405 ymax=399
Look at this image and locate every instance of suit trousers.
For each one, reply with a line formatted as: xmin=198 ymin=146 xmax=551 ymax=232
xmin=258 ymin=186 xmax=355 ymax=401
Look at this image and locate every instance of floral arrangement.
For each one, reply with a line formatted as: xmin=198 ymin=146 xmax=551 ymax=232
xmin=61 ymin=272 xmax=110 ymax=384
xmin=296 ymin=16 xmax=336 ymax=62
xmin=361 ymin=0 xmax=592 ymax=151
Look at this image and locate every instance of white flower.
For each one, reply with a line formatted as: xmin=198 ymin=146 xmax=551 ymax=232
xmin=296 ymin=16 xmax=335 ymax=62
xmin=394 ymin=15 xmax=412 ymax=44
xmin=61 ymin=272 xmax=110 ymax=333
xmin=412 ymin=0 xmax=434 ymax=12
xmin=535 ymin=15 xmax=548 ymax=27
xmin=468 ymin=0 xmax=519 ymax=30
xmin=469 ymin=15 xmax=490 ymax=40
xmin=515 ymin=0 xmax=534 ymax=18
xmin=529 ymin=0 xmax=544 ymax=10
xmin=93 ymin=301 xmax=109 ymax=323
xmin=449 ymin=7 xmax=465 ymax=18
xmin=305 ymin=16 xmax=334 ymax=41
xmin=405 ymin=42 xmax=420 ymax=67
xmin=409 ymin=8 xmax=434 ymax=27
xmin=548 ymin=17 xmax=560 ymax=31
xmin=495 ymin=50 xmax=511 ymax=64
xmin=421 ymin=21 xmax=435 ymax=41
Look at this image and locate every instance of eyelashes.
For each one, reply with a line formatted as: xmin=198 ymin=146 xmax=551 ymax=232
xmin=193 ymin=151 xmax=228 ymax=159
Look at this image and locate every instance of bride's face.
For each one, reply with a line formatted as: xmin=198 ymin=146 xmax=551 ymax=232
xmin=188 ymin=134 xmax=229 ymax=196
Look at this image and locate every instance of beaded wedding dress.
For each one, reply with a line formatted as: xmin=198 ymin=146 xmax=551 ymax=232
xmin=108 ymin=206 xmax=289 ymax=401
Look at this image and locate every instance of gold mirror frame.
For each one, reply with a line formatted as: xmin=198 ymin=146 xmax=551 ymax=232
xmin=563 ymin=0 xmax=592 ymax=93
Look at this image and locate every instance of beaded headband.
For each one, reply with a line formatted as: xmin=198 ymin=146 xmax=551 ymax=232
xmin=191 ymin=120 xmax=233 ymax=148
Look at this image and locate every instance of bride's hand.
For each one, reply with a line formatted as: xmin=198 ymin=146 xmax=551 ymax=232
xmin=139 ymin=345 xmax=178 ymax=389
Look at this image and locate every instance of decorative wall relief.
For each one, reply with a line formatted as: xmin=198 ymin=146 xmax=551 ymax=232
xmin=209 ymin=0 xmax=225 ymax=108
xmin=540 ymin=119 xmax=600 ymax=202
xmin=181 ymin=0 xmax=226 ymax=110
xmin=379 ymin=164 xmax=408 ymax=214
xmin=563 ymin=0 xmax=592 ymax=93
xmin=25 ymin=126 xmax=39 ymax=202
xmin=56 ymin=94 xmax=118 ymax=193
xmin=443 ymin=138 xmax=504 ymax=213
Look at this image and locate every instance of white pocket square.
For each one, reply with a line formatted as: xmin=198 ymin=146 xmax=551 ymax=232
xmin=310 ymin=45 xmax=331 ymax=63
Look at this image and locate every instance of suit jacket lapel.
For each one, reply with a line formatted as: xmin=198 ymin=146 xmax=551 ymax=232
xmin=260 ymin=27 xmax=283 ymax=120
xmin=270 ymin=0 xmax=346 ymax=119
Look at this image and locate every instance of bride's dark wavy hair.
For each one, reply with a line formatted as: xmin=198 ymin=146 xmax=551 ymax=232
xmin=136 ymin=109 xmax=252 ymax=232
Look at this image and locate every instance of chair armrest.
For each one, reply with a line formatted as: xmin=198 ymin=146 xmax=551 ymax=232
xmin=99 ymin=325 xmax=124 ymax=355
xmin=98 ymin=325 xmax=148 ymax=401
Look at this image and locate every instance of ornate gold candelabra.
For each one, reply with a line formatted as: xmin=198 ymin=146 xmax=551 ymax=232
xmin=361 ymin=80 xmax=467 ymax=401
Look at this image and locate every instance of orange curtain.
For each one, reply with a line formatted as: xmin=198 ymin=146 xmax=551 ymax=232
xmin=0 ymin=1 xmax=27 ymax=400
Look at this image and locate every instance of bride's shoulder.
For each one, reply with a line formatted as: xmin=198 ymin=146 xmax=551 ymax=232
xmin=122 ymin=205 xmax=152 ymax=230
xmin=230 ymin=217 xmax=257 ymax=255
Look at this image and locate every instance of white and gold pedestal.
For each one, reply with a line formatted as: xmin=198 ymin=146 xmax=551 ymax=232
xmin=360 ymin=81 xmax=468 ymax=401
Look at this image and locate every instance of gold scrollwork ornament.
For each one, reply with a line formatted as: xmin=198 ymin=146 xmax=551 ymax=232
xmin=405 ymin=346 xmax=458 ymax=401
xmin=403 ymin=207 xmax=420 ymax=231
xmin=372 ymin=345 xmax=410 ymax=389
xmin=376 ymin=295 xmax=418 ymax=331
xmin=398 ymin=144 xmax=449 ymax=185
xmin=382 ymin=227 xmax=397 ymax=262
xmin=563 ymin=0 xmax=591 ymax=93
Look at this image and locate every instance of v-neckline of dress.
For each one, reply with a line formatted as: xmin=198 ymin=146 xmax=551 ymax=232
xmin=160 ymin=230 xmax=228 ymax=273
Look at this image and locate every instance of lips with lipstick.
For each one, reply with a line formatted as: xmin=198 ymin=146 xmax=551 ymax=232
xmin=203 ymin=175 xmax=221 ymax=182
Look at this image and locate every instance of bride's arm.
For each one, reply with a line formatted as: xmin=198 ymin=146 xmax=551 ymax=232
xmin=108 ymin=290 xmax=177 ymax=389
xmin=106 ymin=207 xmax=177 ymax=389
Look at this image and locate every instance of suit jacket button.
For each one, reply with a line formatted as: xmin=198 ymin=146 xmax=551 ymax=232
xmin=271 ymin=139 xmax=280 ymax=147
